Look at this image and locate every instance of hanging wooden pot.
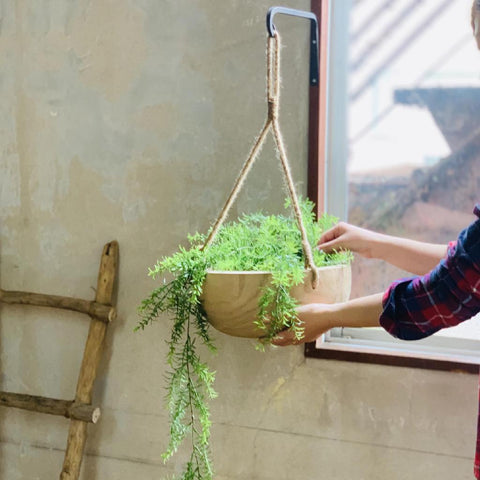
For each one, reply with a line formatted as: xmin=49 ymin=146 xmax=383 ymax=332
xmin=201 ymin=265 xmax=351 ymax=338
xmin=199 ymin=33 xmax=352 ymax=339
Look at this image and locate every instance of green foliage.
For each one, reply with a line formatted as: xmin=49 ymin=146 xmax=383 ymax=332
xmin=136 ymin=198 xmax=352 ymax=479
xmin=137 ymin=247 xmax=216 ymax=479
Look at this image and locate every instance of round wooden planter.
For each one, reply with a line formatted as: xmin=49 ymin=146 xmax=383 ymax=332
xmin=201 ymin=265 xmax=352 ymax=338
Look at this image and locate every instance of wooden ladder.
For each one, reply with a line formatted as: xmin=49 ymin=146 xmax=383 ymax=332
xmin=0 ymin=240 xmax=119 ymax=479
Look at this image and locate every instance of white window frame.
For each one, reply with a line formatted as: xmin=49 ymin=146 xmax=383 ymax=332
xmin=309 ymin=0 xmax=480 ymax=372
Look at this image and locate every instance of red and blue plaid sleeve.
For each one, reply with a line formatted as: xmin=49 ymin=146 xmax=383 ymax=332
xmin=379 ymin=205 xmax=480 ymax=478
xmin=379 ymin=205 xmax=480 ymax=341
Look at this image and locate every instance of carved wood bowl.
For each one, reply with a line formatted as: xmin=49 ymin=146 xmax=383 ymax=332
xmin=201 ymin=265 xmax=352 ymax=338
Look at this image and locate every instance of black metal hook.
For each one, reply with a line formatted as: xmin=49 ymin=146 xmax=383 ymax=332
xmin=266 ymin=7 xmax=319 ymax=86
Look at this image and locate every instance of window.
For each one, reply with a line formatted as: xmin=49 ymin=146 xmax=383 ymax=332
xmin=308 ymin=0 xmax=480 ymax=372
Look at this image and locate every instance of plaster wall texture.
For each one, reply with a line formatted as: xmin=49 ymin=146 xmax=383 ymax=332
xmin=0 ymin=1 xmax=477 ymax=479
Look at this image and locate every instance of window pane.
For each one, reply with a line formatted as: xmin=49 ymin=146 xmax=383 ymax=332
xmin=346 ymin=0 xmax=480 ymax=342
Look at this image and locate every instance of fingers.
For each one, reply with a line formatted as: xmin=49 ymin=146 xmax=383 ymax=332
xmin=271 ymin=330 xmax=300 ymax=347
xmin=316 ymin=238 xmax=345 ymax=254
xmin=318 ymin=223 xmax=344 ymax=244
xmin=317 ymin=223 xmax=349 ymax=253
xmin=317 ymin=222 xmax=378 ymax=258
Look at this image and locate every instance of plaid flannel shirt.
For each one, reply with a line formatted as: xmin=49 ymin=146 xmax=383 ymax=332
xmin=380 ymin=204 xmax=480 ymax=478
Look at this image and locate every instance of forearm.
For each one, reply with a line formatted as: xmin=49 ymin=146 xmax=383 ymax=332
xmin=317 ymin=223 xmax=447 ymax=275
xmin=327 ymin=293 xmax=383 ymax=329
xmin=274 ymin=293 xmax=384 ymax=345
xmin=371 ymin=233 xmax=447 ymax=275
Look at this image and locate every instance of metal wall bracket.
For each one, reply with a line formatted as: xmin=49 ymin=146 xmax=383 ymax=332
xmin=266 ymin=6 xmax=319 ymax=86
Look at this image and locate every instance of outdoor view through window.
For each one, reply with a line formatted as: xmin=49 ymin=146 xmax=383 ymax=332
xmin=324 ymin=0 xmax=480 ymax=362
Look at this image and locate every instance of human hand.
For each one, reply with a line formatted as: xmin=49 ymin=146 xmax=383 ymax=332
xmin=317 ymin=222 xmax=379 ymax=259
xmin=271 ymin=303 xmax=334 ymax=346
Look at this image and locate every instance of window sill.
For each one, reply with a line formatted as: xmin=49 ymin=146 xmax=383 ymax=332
xmin=305 ymin=340 xmax=480 ymax=374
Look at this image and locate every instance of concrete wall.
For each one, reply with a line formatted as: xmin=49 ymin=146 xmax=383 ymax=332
xmin=0 ymin=1 xmax=477 ymax=479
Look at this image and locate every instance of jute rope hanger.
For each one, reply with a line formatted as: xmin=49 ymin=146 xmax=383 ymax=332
xmin=202 ymin=33 xmax=320 ymax=289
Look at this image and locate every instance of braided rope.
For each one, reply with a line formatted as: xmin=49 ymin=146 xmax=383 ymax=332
xmin=201 ymin=117 xmax=271 ymax=250
xmin=203 ymin=34 xmax=319 ymax=288
xmin=268 ymin=35 xmax=319 ymax=288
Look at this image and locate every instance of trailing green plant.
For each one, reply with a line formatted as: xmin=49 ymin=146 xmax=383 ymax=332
xmin=136 ymin=198 xmax=352 ymax=480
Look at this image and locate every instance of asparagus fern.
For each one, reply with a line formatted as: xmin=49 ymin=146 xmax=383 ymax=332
xmin=136 ymin=198 xmax=352 ymax=479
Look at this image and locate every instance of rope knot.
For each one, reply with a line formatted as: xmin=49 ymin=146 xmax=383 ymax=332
xmin=268 ymin=100 xmax=278 ymax=120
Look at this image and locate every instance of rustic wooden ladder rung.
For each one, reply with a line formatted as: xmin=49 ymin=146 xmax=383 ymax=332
xmin=0 ymin=240 xmax=119 ymax=480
